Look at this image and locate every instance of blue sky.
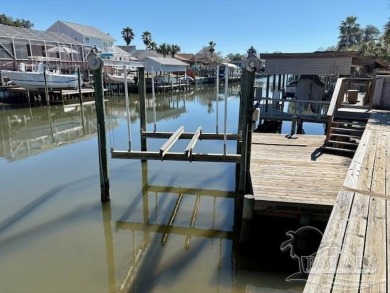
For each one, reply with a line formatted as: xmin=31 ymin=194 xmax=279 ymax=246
xmin=2 ymin=0 xmax=390 ymax=56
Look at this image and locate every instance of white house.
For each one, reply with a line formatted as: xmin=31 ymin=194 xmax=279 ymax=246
xmin=46 ymin=20 xmax=115 ymax=52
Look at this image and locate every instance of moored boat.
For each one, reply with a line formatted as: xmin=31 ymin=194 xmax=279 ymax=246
xmin=1 ymin=63 xmax=81 ymax=90
xmin=106 ymin=72 xmax=135 ymax=84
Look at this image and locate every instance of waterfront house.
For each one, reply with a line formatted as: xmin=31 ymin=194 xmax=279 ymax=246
xmin=0 ymin=23 xmax=86 ymax=72
xmin=46 ymin=20 xmax=115 ymax=53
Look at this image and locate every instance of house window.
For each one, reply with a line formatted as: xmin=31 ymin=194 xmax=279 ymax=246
xmin=85 ymin=37 xmax=89 ymax=43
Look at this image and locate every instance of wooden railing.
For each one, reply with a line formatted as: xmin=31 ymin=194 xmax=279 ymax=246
xmin=258 ymin=96 xmax=330 ymax=120
xmin=325 ymin=77 xmax=375 ymax=140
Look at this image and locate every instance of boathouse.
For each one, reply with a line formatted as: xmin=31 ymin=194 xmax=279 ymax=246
xmin=245 ymin=51 xmax=390 ymax=291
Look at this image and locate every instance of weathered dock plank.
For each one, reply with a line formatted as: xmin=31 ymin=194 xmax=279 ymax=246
xmin=304 ymin=190 xmax=354 ymax=292
xmin=304 ymin=111 xmax=390 ymax=292
xmin=250 ymin=133 xmax=351 ymax=207
xmin=332 ymin=192 xmax=369 ymax=292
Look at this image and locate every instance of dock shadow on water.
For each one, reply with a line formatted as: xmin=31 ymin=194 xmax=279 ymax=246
xmin=0 ymin=85 xmax=324 ymax=292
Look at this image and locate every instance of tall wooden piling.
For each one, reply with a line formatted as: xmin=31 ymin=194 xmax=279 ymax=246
xmin=87 ymin=50 xmax=110 ymax=202
xmin=237 ymin=48 xmax=258 ymax=195
xmin=138 ymin=67 xmax=147 ymax=152
xmin=77 ymin=66 xmax=83 ymax=105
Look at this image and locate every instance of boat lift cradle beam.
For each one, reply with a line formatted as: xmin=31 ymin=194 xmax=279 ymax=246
xmin=111 ymin=126 xmax=241 ymax=163
xmin=185 ymin=126 xmax=202 ymax=159
xmin=160 ymin=126 xmax=185 ymax=158
xmin=111 ymin=150 xmax=240 ymax=163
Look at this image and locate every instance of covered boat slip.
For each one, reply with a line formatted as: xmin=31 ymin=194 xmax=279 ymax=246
xmin=249 ymin=133 xmax=352 ymax=210
xmin=257 ymin=52 xmax=380 ymax=123
xmin=303 ymin=111 xmax=390 ymax=292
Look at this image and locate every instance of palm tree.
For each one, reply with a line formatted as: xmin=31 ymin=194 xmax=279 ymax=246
xmin=141 ymin=31 xmax=152 ymax=49
xmin=208 ymin=41 xmax=216 ymax=61
xmin=121 ymin=27 xmax=135 ymax=45
xmin=384 ymin=21 xmax=390 ymax=45
xmin=362 ymin=25 xmax=380 ymax=43
xmin=170 ymin=44 xmax=181 ymax=57
xmin=338 ymin=16 xmax=361 ymax=51
xmin=157 ymin=43 xmax=169 ymax=57
xmin=149 ymin=41 xmax=157 ymax=50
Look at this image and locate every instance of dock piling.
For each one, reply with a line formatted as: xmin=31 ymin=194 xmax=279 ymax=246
xmin=87 ymin=49 xmax=110 ymax=202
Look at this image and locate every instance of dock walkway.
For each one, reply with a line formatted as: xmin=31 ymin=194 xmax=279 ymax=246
xmin=250 ymin=133 xmax=352 ymax=210
xmin=304 ymin=111 xmax=390 ymax=292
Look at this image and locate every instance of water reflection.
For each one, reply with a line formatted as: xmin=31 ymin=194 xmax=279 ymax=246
xmin=102 ymin=160 xmax=238 ymax=293
xmin=0 ymin=102 xmax=113 ymax=161
xmin=0 ymin=84 xmax=304 ymax=293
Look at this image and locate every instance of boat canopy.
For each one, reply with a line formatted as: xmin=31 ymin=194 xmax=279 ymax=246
xmin=144 ymin=57 xmax=188 ymax=72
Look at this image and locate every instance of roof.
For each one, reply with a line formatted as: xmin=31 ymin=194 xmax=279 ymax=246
xmin=260 ymin=51 xmax=362 ymax=59
xmin=131 ymin=50 xmax=162 ymax=61
xmin=53 ymin=20 xmax=115 ymax=42
xmin=144 ymin=56 xmax=188 ymax=72
xmin=175 ymin=53 xmax=196 ymax=62
xmin=0 ymin=23 xmax=82 ymax=45
xmin=117 ymin=45 xmax=136 ymax=54
xmin=111 ymin=45 xmax=132 ymax=56
xmin=221 ymin=62 xmax=240 ymax=69
xmin=261 ymin=51 xmax=363 ymax=75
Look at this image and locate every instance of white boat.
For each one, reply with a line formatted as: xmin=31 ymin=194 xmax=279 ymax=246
xmin=1 ymin=63 xmax=81 ymax=90
xmin=107 ymin=72 xmax=136 ymax=84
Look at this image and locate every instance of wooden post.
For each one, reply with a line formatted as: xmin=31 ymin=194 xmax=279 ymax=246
xmin=43 ymin=65 xmax=50 ymax=106
xmin=265 ymin=75 xmax=270 ymax=112
xmin=237 ymin=48 xmax=258 ymax=195
xmin=87 ymin=49 xmax=110 ymax=202
xmin=138 ymin=67 xmax=147 ymax=152
xmin=77 ymin=66 xmax=83 ymax=105
xmin=239 ymin=194 xmax=254 ymax=245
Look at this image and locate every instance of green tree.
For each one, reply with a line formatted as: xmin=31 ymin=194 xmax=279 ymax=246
xmin=121 ymin=27 xmax=135 ymax=45
xmin=208 ymin=41 xmax=216 ymax=61
xmin=338 ymin=16 xmax=361 ymax=50
xmin=196 ymin=46 xmax=223 ymax=63
xmin=384 ymin=20 xmax=390 ymax=45
xmin=362 ymin=25 xmax=380 ymax=42
xmin=170 ymin=44 xmax=181 ymax=57
xmin=141 ymin=31 xmax=152 ymax=49
xmin=0 ymin=14 xmax=33 ymax=28
xmin=149 ymin=41 xmax=157 ymax=50
xmin=157 ymin=43 xmax=169 ymax=57
xmin=226 ymin=53 xmax=246 ymax=61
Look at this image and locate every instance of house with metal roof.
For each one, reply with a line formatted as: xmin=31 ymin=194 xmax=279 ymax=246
xmin=144 ymin=56 xmax=188 ymax=72
xmin=46 ymin=20 xmax=115 ymax=52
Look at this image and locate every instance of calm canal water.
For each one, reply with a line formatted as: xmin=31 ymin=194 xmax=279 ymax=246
xmin=0 ymin=83 xmax=311 ymax=293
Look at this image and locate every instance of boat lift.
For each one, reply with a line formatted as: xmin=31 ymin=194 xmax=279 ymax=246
xmin=110 ymin=64 xmax=242 ymax=163
xmin=87 ymin=47 xmax=261 ymax=201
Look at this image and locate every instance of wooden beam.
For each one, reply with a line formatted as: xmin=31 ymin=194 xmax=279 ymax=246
xmin=159 ymin=126 xmax=184 ymax=158
xmin=185 ymin=126 xmax=202 ymax=158
xmin=115 ymin=221 xmax=234 ymax=240
xmin=141 ymin=131 xmax=240 ymax=141
xmin=111 ymin=150 xmax=241 ymax=163
xmin=145 ymin=185 xmax=236 ymax=198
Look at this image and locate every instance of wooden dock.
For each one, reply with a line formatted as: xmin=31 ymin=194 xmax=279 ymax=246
xmin=250 ymin=133 xmax=352 ymax=211
xmin=304 ymin=111 xmax=390 ymax=292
